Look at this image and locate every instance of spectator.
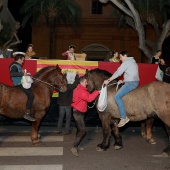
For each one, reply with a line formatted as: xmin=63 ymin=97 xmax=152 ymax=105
xmin=152 ymin=50 xmax=162 ymax=64
xmin=62 ymin=45 xmax=76 ymax=60
xmin=159 ymin=59 xmax=170 ymax=83
xmin=109 ymin=51 xmax=120 ymax=62
xmin=25 ymin=44 xmax=37 ymax=59
xmin=56 ymin=71 xmax=79 ymax=135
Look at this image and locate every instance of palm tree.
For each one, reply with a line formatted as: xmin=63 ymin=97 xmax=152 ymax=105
xmin=20 ymin=0 xmax=82 ymax=59
xmin=100 ymin=0 xmax=170 ymax=63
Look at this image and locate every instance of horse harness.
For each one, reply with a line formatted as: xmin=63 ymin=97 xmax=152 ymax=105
xmin=32 ymin=77 xmax=62 ymax=91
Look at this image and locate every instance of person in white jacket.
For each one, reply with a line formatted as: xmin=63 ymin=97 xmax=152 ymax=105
xmin=103 ymin=51 xmax=140 ymax=127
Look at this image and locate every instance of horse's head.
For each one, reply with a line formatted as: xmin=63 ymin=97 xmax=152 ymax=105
xmin=52 ymin=65 xmax=67 ymax=92
xmin=34 ymin=65 xmax=67 ymax=93
xmin=86 ymin=69 xmax=101 ymax=92
xmin=86 ymin=68 xmax=112 ymax=92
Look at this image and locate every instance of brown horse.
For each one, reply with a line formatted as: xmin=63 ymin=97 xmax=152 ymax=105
xmin=86 ymin=68 xmax=170 ymax=156
xmin=0 ymin=65 xmax=67 ymax=144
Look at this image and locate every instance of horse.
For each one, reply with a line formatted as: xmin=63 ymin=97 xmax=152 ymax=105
xmin=0 ymin=65 xmax=67 ymax=144
xmin=86 ymin=68 xmax=170 ymax=156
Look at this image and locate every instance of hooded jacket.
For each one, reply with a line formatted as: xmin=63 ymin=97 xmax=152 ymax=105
xmin=112 ymin=57 xmax=139 ymax=82
xmin=71 ymin=84 xmax=99 ymax=113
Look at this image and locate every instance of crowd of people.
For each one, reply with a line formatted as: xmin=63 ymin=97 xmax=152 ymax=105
xmin=8 ymin=44 xmax=169 ymax=157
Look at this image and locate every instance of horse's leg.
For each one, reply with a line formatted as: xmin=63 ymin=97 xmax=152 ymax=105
xmin=96 ymin=114 xmax=111 ymax=151
xmin=162 ymin=124 xmax=170 ymax=156
xmin=145 ymin=117 xmax=156 ymax=144
xmin=110 ymin=118 xmax=123 ymax=150
xmin=141 ymin=120 xmax=146 ymax=139
xmin=141 ymin=118 xmax=155 ymax=144
xmin=31 ymin=115 xmax=44 ymax=145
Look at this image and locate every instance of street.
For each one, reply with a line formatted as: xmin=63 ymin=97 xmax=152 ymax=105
xmin=0 ymin=125 xmax=169 ymax=170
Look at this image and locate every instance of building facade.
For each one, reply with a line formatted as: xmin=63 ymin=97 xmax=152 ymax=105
xmin=32 ymin=0 xmax=154 ymax=62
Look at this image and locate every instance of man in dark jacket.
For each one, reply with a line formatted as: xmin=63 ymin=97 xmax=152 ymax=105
xmin=159 ymin=59 xmax=170 ymax=83
xmin=56 ymin=72 xmax=79 ymax=135
xmin=9 ymin=54 xmax=35 ymax=121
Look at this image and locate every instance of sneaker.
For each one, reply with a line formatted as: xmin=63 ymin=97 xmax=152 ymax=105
xmin=71 ymin=147 xmax=79 ymax=157
xmin=23 ymin=114 xmax=35 ymax=122
xmin=78 ymin=146 xmax=84 ymax=151
xmin=117 ymin=117 xmax=130 ymax=127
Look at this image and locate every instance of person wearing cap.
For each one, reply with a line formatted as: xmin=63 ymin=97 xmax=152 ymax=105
xmin=9 ymin=54 xmax=35 ymax=122
xmin=62 ymin=45 xmax=76 ymax=60
xmin=25 ymin=44 xmax=37 ymax=59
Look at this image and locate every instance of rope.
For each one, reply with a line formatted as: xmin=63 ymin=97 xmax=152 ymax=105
xmin=107 ymin=82 xmax=120 ymax=92
xmin=32 ymin=77 xmax=53 ymax=87
xmin=88 ymin=100 xmax=97 ymax=109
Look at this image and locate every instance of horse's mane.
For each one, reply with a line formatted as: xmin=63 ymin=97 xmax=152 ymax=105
xmin=34 ymin=66 xmax=55 ymax=79
xmin=90 ymin=68 xmax=112 ymax=78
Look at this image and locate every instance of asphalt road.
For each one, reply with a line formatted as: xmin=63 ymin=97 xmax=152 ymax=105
xmin=0 ymin=125 xmax=169 ymax=170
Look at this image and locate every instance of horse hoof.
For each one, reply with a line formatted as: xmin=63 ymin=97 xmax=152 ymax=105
xmin=114 ymin=145 xmax=123 ymax=150
xmin=32 ymin=138 xmax=41 ymax=145
xmin=162 ymin=152 xmax=169 ymax=157
xmin=96 ymin=146 xmax=104 ymax=151
xmin=147 ymin=138 xmax=156 ymax=145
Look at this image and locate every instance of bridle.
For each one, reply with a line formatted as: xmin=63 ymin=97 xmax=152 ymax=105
xmin=32 ymin=77 xmax=62 ymax=91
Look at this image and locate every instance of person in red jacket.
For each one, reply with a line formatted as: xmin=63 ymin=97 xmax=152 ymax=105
xmin=71 ymin=75 xmax=100 ymax=157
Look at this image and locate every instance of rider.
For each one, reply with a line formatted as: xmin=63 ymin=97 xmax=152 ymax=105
xmin=9 ymin=54 xmax=35 ymax=122
xmin=103 ymin=51 xmax=139 ymax=127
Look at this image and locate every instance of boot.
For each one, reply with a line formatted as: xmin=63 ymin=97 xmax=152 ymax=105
xmin=23 ymin=110 xmax=35 ymax=122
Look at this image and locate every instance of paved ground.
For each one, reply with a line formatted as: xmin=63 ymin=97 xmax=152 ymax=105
xmin=0 ymin=125 xmax=169 ymax=170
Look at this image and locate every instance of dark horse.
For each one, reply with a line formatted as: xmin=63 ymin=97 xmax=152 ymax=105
xmin=0 ymin=65 xmax=67 ymax=144
xmin=86 ymin=68 xmax=170 ymax=156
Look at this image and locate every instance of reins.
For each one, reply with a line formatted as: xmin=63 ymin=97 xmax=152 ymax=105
xmin=32 ymin=77 xmax=54 ymax=87
xmin=88 ymin=100 xmax=97 ymax=109
xmin=108 ymin=82 xmax=119 ymax=92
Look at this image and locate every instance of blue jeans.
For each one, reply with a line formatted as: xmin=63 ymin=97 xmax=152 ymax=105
xmin=114 ymin=81 xmax=139 ymax=118
xmin=57 ymin=106 xmax=72 ymax=132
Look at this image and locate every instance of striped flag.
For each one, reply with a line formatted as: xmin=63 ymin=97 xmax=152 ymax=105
xmin=37 ymin=60 xmax=98 ymax=97
xmin=37 ymin=60 xmax=98 ymax=76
